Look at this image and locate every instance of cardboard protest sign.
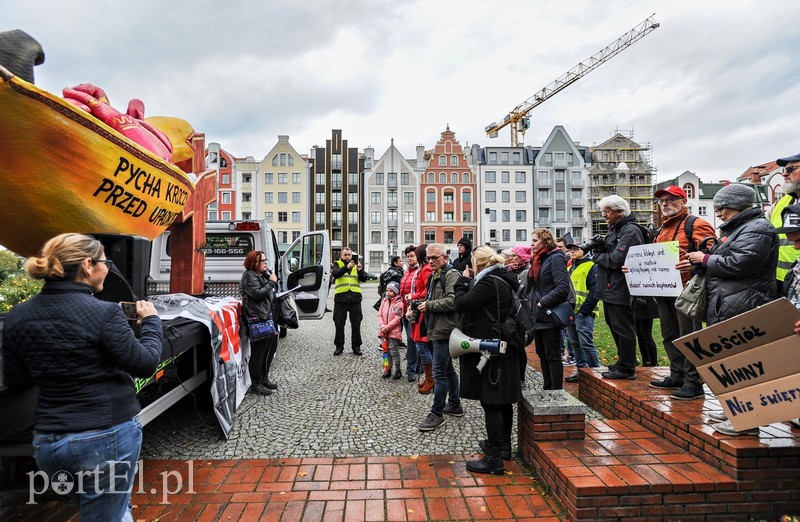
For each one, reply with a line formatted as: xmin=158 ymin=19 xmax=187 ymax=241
xmin=624 ymin=242 xmax=683 ymax=297
xmin=674 ymin=298 xmax=800 ymax=431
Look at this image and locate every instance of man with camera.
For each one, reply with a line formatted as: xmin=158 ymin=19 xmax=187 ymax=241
xmin=586 ymin=195 xmax=644 ymax=380
xmin=415 ymin=243 xmax=463 ymax=431
xmin=332 ymin=247 xmax=369 ymax=356
xmin=649 ymin=186 xmax=716 ymax=399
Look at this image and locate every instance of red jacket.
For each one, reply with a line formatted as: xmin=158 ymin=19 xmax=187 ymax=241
xmin=410 ymin=264 xmax=432 ymax=342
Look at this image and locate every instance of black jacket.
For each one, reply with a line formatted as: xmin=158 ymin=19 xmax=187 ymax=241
xmin=377 ymin=265 xmax=404 ymax=295
xmin=525 ymin=248 xmax=571 ymax=330
xmin=240 ymin=269 xmax=278 ymax=320
xmin=453 ymin=266 xmax=521 ymax=405
xmin=704 ymin=208 xmax=778 ymax=324
xmin=2 ymin=281 xmax=162 ymax=433
xmin=451 ymin=237 xmax=473 ymax=272
xmin=593 ymin=214 xmax=645 ymax=306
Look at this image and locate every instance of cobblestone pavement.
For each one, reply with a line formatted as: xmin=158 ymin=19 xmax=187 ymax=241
xmin=141 ymin=285 xmax=549 ymax=460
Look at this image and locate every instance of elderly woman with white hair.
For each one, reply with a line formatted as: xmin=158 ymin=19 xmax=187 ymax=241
xmin=591 ymin=195 xmax=646 ymax=380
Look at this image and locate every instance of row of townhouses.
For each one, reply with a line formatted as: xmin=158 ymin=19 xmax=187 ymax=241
xmin=203 ymin=125 xmax=777 ymax=275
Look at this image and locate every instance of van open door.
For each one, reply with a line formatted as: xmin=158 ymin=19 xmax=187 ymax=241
xmin=280 ymin=230 xmax=330 ymax=319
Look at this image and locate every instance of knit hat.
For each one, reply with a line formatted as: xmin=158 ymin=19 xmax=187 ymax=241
xmin=386 ymin=282 xmax=400 ymax=295
xmin=511 ymin=244 xmax=532 ymax=264
xmin=713 ymin=184 xmax=756 ymax=211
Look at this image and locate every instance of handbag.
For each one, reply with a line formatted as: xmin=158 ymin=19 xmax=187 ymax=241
xmin=247 ymin=313 xmax=277 ymax=342
xmin=675 ymin=272 xmax=708 ymax=320
xmin=545 ymin=301 xmax=575 ymax=329
xmin=278 ymin=294 xmax=299 ymax=329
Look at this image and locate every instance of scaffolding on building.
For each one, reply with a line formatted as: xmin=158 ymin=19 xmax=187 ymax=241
xmin=588 ymin=130 xmax=656 ymax=234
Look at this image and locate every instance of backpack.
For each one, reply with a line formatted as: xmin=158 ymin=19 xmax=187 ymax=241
xmin=484 ymin=275 xmax=535 ymax=350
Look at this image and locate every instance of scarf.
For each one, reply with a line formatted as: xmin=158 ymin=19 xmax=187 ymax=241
xmin=528 ymin=248 xmax=548 ymax=281
xmin=473 ymin=262 xmax=502 ymax=284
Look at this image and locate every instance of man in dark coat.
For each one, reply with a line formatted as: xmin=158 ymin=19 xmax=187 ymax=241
xmin=592 ymin=195 xmax=644 ymax=380
xmin=451 ymin=236 xmax=473 ymax=272
xmin=378 ymin=256 xmax=404 ymax=296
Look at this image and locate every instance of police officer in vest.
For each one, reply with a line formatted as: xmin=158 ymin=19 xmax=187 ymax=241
xmin=332 ymin=247 xmax=369 ymax=356
xmin=771 ymin=152 xmax=800 ymax=294
xmin=564 ymin=242 xmax=601 ymax=383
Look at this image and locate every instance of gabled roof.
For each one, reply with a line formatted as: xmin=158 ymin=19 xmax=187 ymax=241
xmin=737 ymin=160 xmax=779 ymax=183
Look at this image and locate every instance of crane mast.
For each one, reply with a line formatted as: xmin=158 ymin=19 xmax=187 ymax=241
xmin=485 ymin=14 xmax=660 ymax=147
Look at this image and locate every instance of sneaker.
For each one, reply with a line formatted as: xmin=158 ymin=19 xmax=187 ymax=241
xmin=712 ymin=420 xmax=759 ymax=436
xmin=707 ymin=410 xmax=728 ymax=422
xmin=333 ymin=347 xmax=343 ymax=356
xmin=564 ymin=371 xmax=580 ymax=383
xmin=670 ymin=385 xmax=704 ymax=401
xmin=602 ymin=370 xmax=636 ymax=380
xmin=407 ymin=372 xmax=416 ymax=382
xmin=249 ymin=384 xmax=272 ymax=396
xmin=563 ymin=356 xmax=576 ymax=366
xmin=649 ymin=376 xmax=683 ymax=389
xmin=790 ymin=419 xmax=800 ymax=430
xmin=418 ymin=412 xmax=445 ymax=431
xmin=443 ymin=404 xmax=464 ymax=417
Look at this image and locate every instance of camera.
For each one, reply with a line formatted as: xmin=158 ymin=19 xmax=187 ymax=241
xmin=119 ymin=301 xmax=138 ymax=321
xmin=410 ymin=300 xmax=422 ymax=322
xmin=578 ymin=234 xmax=606 ymax=253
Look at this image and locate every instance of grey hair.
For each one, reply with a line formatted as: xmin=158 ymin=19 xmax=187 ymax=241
xmin=426 ymin=243 xmax=446 ymax=256
xmin=597 ymin=195 xmax=631 ymax=216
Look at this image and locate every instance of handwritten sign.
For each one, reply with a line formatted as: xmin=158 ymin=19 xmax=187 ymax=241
xmin=675 ymin=298 xmax=800 ymax=431
xmin=623 ymin=242 xmax=683 ymax=297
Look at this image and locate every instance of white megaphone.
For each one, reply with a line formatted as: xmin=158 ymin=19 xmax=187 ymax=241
xmin=449 ymin=328 xmax=507 ymax=373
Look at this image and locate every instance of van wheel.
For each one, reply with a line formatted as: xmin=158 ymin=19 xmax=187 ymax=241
xmin=279 ymin=326 xmax=287 ymax=338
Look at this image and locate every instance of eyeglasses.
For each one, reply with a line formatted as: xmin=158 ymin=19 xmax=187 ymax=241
xmin=258 ymin=259 xmax=267 ymax=263
xmin=427 ymin=255 xmax=443 ymax=261
xmin=93 ymin=259 xmax=113 ymax=268
xmin=656 ymin=197 xmax=680 ymax=205
xmin=785 ymin=165 xmax=800 ymax=175
xmin=714 ymin=207 xmax=725 ymax=213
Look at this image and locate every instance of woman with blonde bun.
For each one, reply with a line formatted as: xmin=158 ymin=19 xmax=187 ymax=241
xmin=453 ymin=245 xmax=521 ymax=476
xmin=2 ymin=233 xmax=162 ymax=521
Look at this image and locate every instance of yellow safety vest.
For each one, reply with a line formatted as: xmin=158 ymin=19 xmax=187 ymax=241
xmin=334 ymin=259 xmax=362 ymax=295
xmin=569 ymin=260 xmax=594 ymax=311
xmin=770 ymin=195 xmax=800 ymax=282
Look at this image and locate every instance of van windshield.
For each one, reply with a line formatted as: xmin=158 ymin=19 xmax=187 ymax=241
xmin=166 ymin=233 xmax=255 ymax=257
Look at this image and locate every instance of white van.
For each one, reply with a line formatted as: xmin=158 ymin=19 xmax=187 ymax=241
xmin=147 ymin=220 xmax=330 ymax=320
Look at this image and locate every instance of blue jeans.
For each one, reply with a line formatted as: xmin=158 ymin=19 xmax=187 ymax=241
xmin=403 ymin=319 xmax=418 ymax=375
xmin=416 ymin=340 xmax=432 ymax=366
xmin=567 ymin=313 xmax=600 ymax=368
xmin=430 ymin=340 xmax=460 ymax=416
xmin=33 ymin=417 xmax=142 ymax=522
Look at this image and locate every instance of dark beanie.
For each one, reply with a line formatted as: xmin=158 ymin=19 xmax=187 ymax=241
xmin=713 ymin=184 xmax=755 ymax=211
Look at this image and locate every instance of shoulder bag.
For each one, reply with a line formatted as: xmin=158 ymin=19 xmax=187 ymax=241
xmin=247 ymin=313 xmax=277 ymax=341
xmin=674 ymin=272 xmax=707 ymax=320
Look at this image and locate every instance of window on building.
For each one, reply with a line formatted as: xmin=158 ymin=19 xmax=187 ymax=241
xmin=501 ymin=191 xmax=510 ymax=203
xmin=315 ymin=212 xmax=324 ymax=225
xmin=292 ymin=211 xmax=300 ymax=222
xmin=683 ymin=183 xmax=695 ymax=198
xmin=349 ymin=231 xmax=358 ymax=245
xmin=221 ymin=174 xmax=230 ymax=185
xmin=331 ymin=211 xmax=341 ymax=226
xmin=401 ymin=172 xmax=409 ymax=185
xmin=515 ymin=191 xmax=526 ymax=203
xmin=207 ymin=210 xmax=218 ymax=220
xmin=501 ymin=171 xmax=510 ymax=183
xmin=450 ymin=155 xmax=458 ymax=166
xmin=489 ymin=152 xmax=497 ymax=164
xmin=501 ymin=152 xmax=509 ymax=164
xmin=265 ymin=173 xmax=274 ymax=184
xmin=404 ymin=211 xmax=414 ymax=224
xmin=462 ymin=211 xmax=472 ymax=221
xmin=316 ymin=172 xmax=324 ymax=185
xmin=278 ymin=231 xmax=288 ymax=243
xmin=371 ymin=192 xmax=381 ymax=204
xmin=292 ymin=231 xmax=300 ymax=241
xmin=348 ymin=192 xmax=358 ymax=205
xmin=278 ymin=173 xmax=288 ymax=184
xmin=555 ymin=190 xmax=565 ymax=202
xmin=387 ymin=172 xmax=396 ymax=186
xmin=265 ymin=192 xmax=273 ymax=204
xmin=332 ymin=230 xmax=341 ymax=241
xmin=485 ymin=171 xmax=496 ymax=183
xmin=279 ymin=153 xmax=286 ymax=166
xmin=315 ymin=192 xmax=325 ymax=205
xmin=463 ymin=191 xmax=471 ymax=203
xmin=242 ymin=193 xmax=251 ymax=203
xmin=293 ymin=191 xmax=301 ymax=203
xmin=463 ymin=230 xmax=474 ymax=241
xmin=463 ymin=172 xmax=470 ymax=183
xmin=424 ymin=230 xmax=436 ymax=242
xmin=242 ymin=212 xmax=251 ymax=220
xmin=444 ymin=231 xmax=454 ymax=244
xmin=242 ymin=173 xmax=251 ymax=183
xmin=516 ymin=210 xmax=527 ymax=222
xmin=515 ymin=171 xmax=526 ymax=183
xmin=349 ymin=172 xmax=358 ymax=186
xmin=219 ymin=211 xmax=230 ymax=221
xmin=403 ymin=191 xmax=414 ymax=204
xmin=371 ymin=231 xmax=381 ymax=243
xmin=292 ymin=172 xmax=301 ymax=183
xmin=387 ymin=191 xmax=398 ymax=206
xmin=489 ymin=210 xmax=496 ymax=222
xmin=278 ymin=192 xmax=288 ymax=203
xmin=403 ymin=231 xmax=414 ymax=243
xmin=278 ymin=212 xmax=288 ymax=222
xmin=375 ymin=172 xmax=384 ymax=185
xmin=371 ymin=211 xmax=381 ymax=224
xmin=331 ymin=193 xmax=341 ymax=207
xmin=698 ymin=206 xmax=707 ymax=216
xmin=444 ymin=212 xmax=454 ymax=222
xmin=439 ymin=173 xmax=446 ymax=183
xmin=438 ymin=155 xmax=446 ymax=166
xmin=513 ymin=152 xmax=521 ymax=164
xmin=265 ymin=211 xmax=274 ymax=222
xmin=331 ymin=153 xmax=342 ymax=170
xmin=502 ymin=229 xmax=511 ymax=242
xmin=425 ymin=211 xmax=436 ymax=221
xmin=554 ymin=170 xmax=565 ymax=182
xmin=516 ymin=229 xmax=527 ymax=241
xmin=451 ymin=173 xmax=458 ymax=183
xmin=443 ymin=191 xmax=454 ymax=203
xmin=221 ymin=192 xmax=231 ymax=204
xmin=485 ymin=191 xmax=496 ymax=203
xmin=502 ymin=210 xmax=510 ymax=222
xmin=426 ymin=191 xmax=436 ymax=203
xmin=349 ymin=211 xmax=358 ymax=224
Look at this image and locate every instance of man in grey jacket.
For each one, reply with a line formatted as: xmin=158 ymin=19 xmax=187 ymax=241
xmin=592 ymin=195 xmax=645 ymax=380
xmin=416 ymin=243 xmax=463 ymax=431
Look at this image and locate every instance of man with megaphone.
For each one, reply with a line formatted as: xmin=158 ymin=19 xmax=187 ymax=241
xmin=452 ymin=245 xmax=522 ymax=476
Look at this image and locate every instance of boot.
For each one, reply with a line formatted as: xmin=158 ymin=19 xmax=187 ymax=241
xmin=466 ymin=452 xmax=504 ymax=476
xmin=392 ymin=368 xmax=402 ymax=380
xmin=418 ymin=362 xmax=434 ymax=394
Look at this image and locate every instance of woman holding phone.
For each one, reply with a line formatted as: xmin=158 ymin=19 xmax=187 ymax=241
xmin=240 ymin=250 xmax=280 ymax=395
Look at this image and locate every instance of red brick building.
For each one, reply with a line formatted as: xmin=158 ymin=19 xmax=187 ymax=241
xmin=206 ymin=142 xmax=237 ymax=220
xmin=420 ymin=126 xmax=477 ymax=251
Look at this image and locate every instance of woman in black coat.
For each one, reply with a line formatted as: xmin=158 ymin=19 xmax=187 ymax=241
xmin=454 ymin=245 xmax=521 ymax=476
xmin=240 ymin=250 xmax=280 ymax=396
xmin=525 ymin=228 xmax=571 ymax=390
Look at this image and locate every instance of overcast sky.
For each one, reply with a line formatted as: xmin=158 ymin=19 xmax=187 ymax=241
xmin=5 ymin=0 xmax=799 ymax=183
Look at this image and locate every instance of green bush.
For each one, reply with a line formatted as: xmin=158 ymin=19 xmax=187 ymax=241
xmin=0 ymin=249 xmax=20 ymax=283
xmin=0 ymin=272 xmax=43 ymax=313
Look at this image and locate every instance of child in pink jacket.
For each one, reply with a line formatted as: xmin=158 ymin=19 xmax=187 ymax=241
xmin=378 ymin=282 xmax=405 ymax=379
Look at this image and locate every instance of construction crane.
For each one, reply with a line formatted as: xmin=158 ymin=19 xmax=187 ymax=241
xmin=485 ymin=14 xmax=660 ymax=147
